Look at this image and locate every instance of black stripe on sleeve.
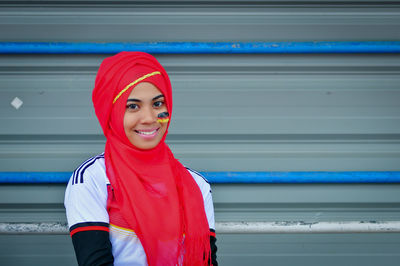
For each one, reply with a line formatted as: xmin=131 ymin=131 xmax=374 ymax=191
xmin=70 ymin=224 xmax=114 ymax=266
xmin=210 ymin=229 xmax=218 ymax=266
xmin=69 ymin=222 xmax=109 ymax=233
xmin=72 ymin=154 xmax=104 ymax=185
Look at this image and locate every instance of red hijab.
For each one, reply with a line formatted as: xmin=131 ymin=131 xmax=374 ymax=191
xmin=92 ymin=52 xmax=211 ymax=265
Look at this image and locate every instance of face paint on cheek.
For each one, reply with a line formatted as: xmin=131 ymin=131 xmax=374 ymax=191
xmin=157 ymin=112 xmax=170 ymax=123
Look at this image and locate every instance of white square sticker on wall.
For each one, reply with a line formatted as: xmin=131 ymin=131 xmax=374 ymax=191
xmin=11 ymin=97 xmax=23 ymax=110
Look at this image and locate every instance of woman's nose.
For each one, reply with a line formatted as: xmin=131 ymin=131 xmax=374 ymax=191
xmin=140 ymin=107 xmax=156 ymax=124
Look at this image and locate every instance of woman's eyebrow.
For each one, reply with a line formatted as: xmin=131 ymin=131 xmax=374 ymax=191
xmin=127 ymin=98 xmax=140 ymax=103
xmin=152 ymin=95 xmax=164 ymax=101
xmin=127 ymin=95 xmax=164 ymax=103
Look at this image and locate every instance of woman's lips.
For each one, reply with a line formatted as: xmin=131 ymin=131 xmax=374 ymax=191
xmin=135 ymin=128 xmax=159 ymax=139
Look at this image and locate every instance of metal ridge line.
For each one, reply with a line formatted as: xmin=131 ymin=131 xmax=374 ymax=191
xmin=1 ymin=42 xmax=400 ymax=54
xmin=1 ymin=221 xmax=400 ymax=234
xmin=0 ymin=171 xmax=400 ymax=184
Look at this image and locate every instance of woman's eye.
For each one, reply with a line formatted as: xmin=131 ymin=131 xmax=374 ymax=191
xmin=126 ymin=103 xmax=139 ymax=110
xmin=153 ymin=101 xmax=164 ymax=108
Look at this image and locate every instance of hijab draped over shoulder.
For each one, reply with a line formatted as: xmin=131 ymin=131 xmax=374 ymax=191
xmin=92 ymin=52 xmax=211 ymax=266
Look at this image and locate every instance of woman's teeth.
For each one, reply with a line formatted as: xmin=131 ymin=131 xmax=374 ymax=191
xmin=136 ymin=129 xmax=157 ymax=135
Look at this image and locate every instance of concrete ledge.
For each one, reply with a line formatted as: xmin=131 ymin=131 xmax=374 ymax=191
xmin=1 ymin=221 xmax=400 ymax=234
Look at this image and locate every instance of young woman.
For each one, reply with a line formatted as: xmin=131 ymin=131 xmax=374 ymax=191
xmin=64 ymin=52 xmax=218 ymax=266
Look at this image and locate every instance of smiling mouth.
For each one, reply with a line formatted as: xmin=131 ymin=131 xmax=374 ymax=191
xmin=135 ymin=128 xmax=159 ymax=137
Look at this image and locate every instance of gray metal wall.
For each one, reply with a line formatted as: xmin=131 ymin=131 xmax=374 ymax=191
xmin=1 ymin=1 xmax=400 ymax=265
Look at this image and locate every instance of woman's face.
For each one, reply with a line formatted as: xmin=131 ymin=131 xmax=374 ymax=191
xmin=123 ymin=82 xmax=168 ymax=150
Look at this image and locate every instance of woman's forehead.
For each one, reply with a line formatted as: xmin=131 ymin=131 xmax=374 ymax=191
xmin=128 ymin=82 xmax=164 ymax=99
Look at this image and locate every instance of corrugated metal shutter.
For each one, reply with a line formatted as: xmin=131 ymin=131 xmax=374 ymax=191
xmin=0 ymin=1 xmax=400 ymax=265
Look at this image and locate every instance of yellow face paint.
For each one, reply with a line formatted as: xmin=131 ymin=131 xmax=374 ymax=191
xmin=157 ymin=118 xmax=170 ymax=123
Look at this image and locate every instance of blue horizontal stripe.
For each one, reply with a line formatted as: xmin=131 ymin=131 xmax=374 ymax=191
xmin=0 ymin=172 xmax=399 ymax=184
xmin=1 ymin=42 xmax=400 ymax=54
xmin=203 ymin=172 xmax=400 ymax=184
xmin=0 ymin=172 xmax=71 ymax=183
